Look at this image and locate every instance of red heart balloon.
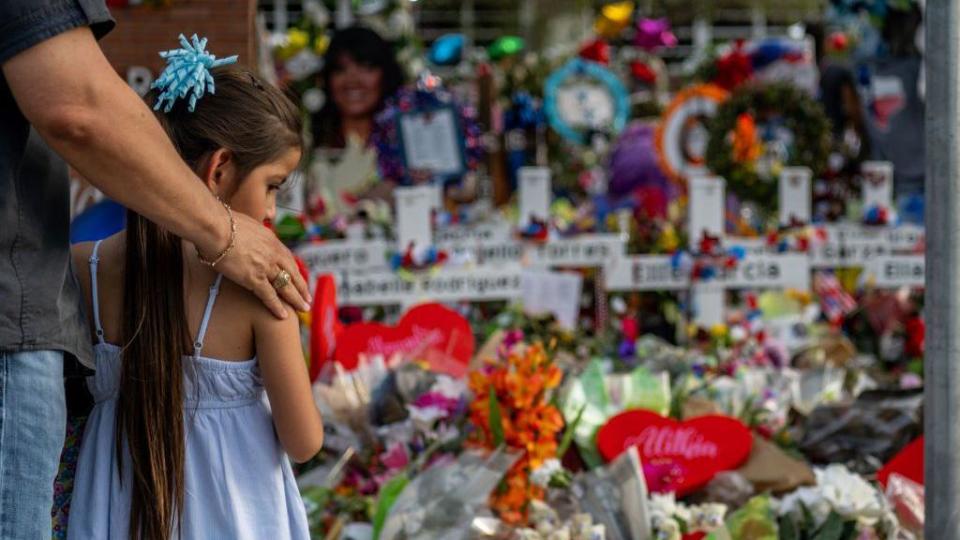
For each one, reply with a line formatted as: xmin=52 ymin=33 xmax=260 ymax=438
xmin=309 ymin=274 xmax=341 ymax=382
xmin=334 ymin=303 xmax=474 ymax=377
xmin=597 ymin=410 xmax=753 ymax=496
xmin=878 ymin=436 xmax=923 ymax=489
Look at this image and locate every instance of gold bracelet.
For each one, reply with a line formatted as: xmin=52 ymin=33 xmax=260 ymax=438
xmin=197 ymin=199 xmax=236 ymax=268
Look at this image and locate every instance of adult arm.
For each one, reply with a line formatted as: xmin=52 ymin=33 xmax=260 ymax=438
xmin=2 ymin=27 xmax=310 ymax=315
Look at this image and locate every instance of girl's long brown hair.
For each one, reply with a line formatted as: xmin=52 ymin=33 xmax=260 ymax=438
xmin=118 ymin=65 xmax=302 ymax=540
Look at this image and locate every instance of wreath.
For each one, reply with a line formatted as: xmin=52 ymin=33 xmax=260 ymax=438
xmin=705 ymin=83 xmax=831 ymax=209
xmin=372 ymin=85 xmax=483 ymax=186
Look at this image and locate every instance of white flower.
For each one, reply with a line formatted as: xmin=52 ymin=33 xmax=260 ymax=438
xmin=406 ymin=404 xmax=447 ymax=432
xmin=530 ymin=458 xmax=563 ymax=488
xmin=777 ymin=486 xmax=833 ymax=526
xmin=687 ymin=503 xmax=728 ymax=531
xmin=431 ymin=375 xmax=467 ymax=400
xmin=777 ymin=465 xmax=887 ymax=528
xmin=816 ymin=465 xmax=886 ymax=525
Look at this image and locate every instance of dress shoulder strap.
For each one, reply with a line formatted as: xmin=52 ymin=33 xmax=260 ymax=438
xmin=88 ymin=240 xmax=106 ymax=345
xmin=193 ymin=274 xmax=224 ymax=359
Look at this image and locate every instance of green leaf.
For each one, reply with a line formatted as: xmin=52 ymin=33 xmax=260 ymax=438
xmin=371 ymin=473 xmax=409 ymax=540
xmin=779 ymin=515 xmax=799 ymax=540
xmin=489 ymin=386 xmax=505 ymax=447
xmin=812 ymin=512 xmax=846 ymax=540
xmin=558 ymin=404 xmax=585 ymax=456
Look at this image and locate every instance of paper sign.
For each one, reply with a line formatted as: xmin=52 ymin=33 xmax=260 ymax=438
xmin=688 ymin=176 xmax=725 ymax=241
xmin=518 ymin=166 xmax=551 ymax=227
xmin=399 ymin=108 xmax=464 ymax=176
xmin=394 ymin=186 xmax=437 ymax=250
xmin=779 ymin=167 xmax=812 ymax=225
xmin=865 ymin=255 xmax=925 ymax=288
xmin=521 ymin=270 xmax=583 ymax=329
xmin=862 ymin=161 xmax=894 ymax=210
xmin=337 ymin=267 xmax=524 ymax=306
xmin=297 ymin=240 xmax=389 ymax=277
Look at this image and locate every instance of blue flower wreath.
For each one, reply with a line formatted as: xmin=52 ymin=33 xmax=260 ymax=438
xmin=543 ymin=58 xmax=629 ymax=145
xmin=371 ymin=86 xmax=484 ymax=186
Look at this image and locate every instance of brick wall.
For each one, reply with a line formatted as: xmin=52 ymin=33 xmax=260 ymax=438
xmin=99 ymin=0 xmax=259 ymax=80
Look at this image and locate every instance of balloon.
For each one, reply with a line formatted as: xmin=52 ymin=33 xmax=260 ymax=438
xmin=488 ymin=36 xmax=524 ymax=61
xmin=70 ymin=199 xmax=126 ymax=244
xmin=578 ymin=38 xmax=610 ymax=65
xmin=594 ymin=1 xmax=634 ymax=39
xmin=429 ymin=33 xmax=465 ymax=66
xmin=634 ymin=18 xmax=677 ymax=51
xmin=607 ymin=122 xmax=671 ymax=205
xmin=630 ymin=60 xmax=657 ymax=84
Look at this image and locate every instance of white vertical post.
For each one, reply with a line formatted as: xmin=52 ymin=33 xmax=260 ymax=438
xmin=689 ymin=176 xmax=726 ymax=326
xmin=779 ymin=167 xmax=812 ymax=225
xmin=518 ymin=166 xmax=552 ymax=228
xmin=861 ymin=160 xmax=895 ymax=211
xmin=394 ymin=186 xmax=437 ymax=252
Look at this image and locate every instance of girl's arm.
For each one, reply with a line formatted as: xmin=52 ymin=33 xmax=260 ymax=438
xmin=254 ymin=305 xmax=324 ymax=463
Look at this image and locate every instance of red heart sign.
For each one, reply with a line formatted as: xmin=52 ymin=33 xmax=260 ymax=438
xmin=334 ymin=303 xmax=474 ymax=377
xmin=597 ymin=410 xmax=753 ymax=496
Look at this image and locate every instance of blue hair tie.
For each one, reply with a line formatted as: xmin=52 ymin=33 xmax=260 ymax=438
xmin=151 ymin=34 xmax=239 ymax=113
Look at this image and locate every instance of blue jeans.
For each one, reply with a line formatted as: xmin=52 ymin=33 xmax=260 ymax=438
xmin=0 ymin=350 xmax=65 ymax=540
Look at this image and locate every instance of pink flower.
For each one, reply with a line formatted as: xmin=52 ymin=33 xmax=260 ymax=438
xmin=379 ymin=443 xmax=410 ymax=471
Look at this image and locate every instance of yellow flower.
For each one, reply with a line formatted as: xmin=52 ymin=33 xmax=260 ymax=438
xmin=313 ymin=34 xmax=330 ymax=56
xmin=710 ymin=323 xmax=728 ymax=339
xmin=277 ymin=29 xmax=309 ymax=60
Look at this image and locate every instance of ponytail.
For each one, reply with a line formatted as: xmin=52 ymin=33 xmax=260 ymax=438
xmin=117 ymin=212 xmax=189 ymax=540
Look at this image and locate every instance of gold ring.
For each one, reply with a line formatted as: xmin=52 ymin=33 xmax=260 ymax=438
xmin=272 ymin=269 xmax=292 ymax=291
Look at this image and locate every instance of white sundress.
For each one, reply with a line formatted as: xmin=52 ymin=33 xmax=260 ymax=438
xmin=67 ymin=240 xmax=309 ymax=539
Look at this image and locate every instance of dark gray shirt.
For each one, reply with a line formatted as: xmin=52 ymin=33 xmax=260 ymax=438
xmin=1 ymin=0 xmax=114 ymax=365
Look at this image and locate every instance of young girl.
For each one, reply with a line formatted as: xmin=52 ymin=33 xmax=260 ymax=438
xmin=67 ymin=48 xmax=323 ymax=539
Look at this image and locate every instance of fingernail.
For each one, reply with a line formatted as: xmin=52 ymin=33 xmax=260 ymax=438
xmin=307 ymin=294 xmax=314 ymax=303
xmin=302 ymin=302 xmax=311 ymax=312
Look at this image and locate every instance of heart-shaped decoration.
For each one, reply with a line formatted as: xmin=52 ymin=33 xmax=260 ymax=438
xmin=309 ymin=274 xmax=342 ymax=382
xmin=596 ymin=409 xmax=753 ymax=496
xmin=878 ymin=436 xmax=923 ymax=488
xmin=334 ymin=303 xmax=474 ymax=377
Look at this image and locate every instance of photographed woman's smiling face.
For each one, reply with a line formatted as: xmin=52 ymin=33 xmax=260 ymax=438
xmin=329 ymin=54 xmax=383 ymax=119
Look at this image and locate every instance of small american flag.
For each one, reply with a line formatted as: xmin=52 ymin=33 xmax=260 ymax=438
xmin=815 ymin=271 xmax=857 ymax=324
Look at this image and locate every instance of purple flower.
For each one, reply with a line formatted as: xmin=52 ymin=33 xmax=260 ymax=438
xmin=634 ymin=18 xmax=678 ymax=51
xmin=412 ymin=392 xmax=460 ymax=416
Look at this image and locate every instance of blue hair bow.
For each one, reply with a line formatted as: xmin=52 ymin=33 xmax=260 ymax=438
xmin=152 ymin=34 xmax=239 ymax=113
